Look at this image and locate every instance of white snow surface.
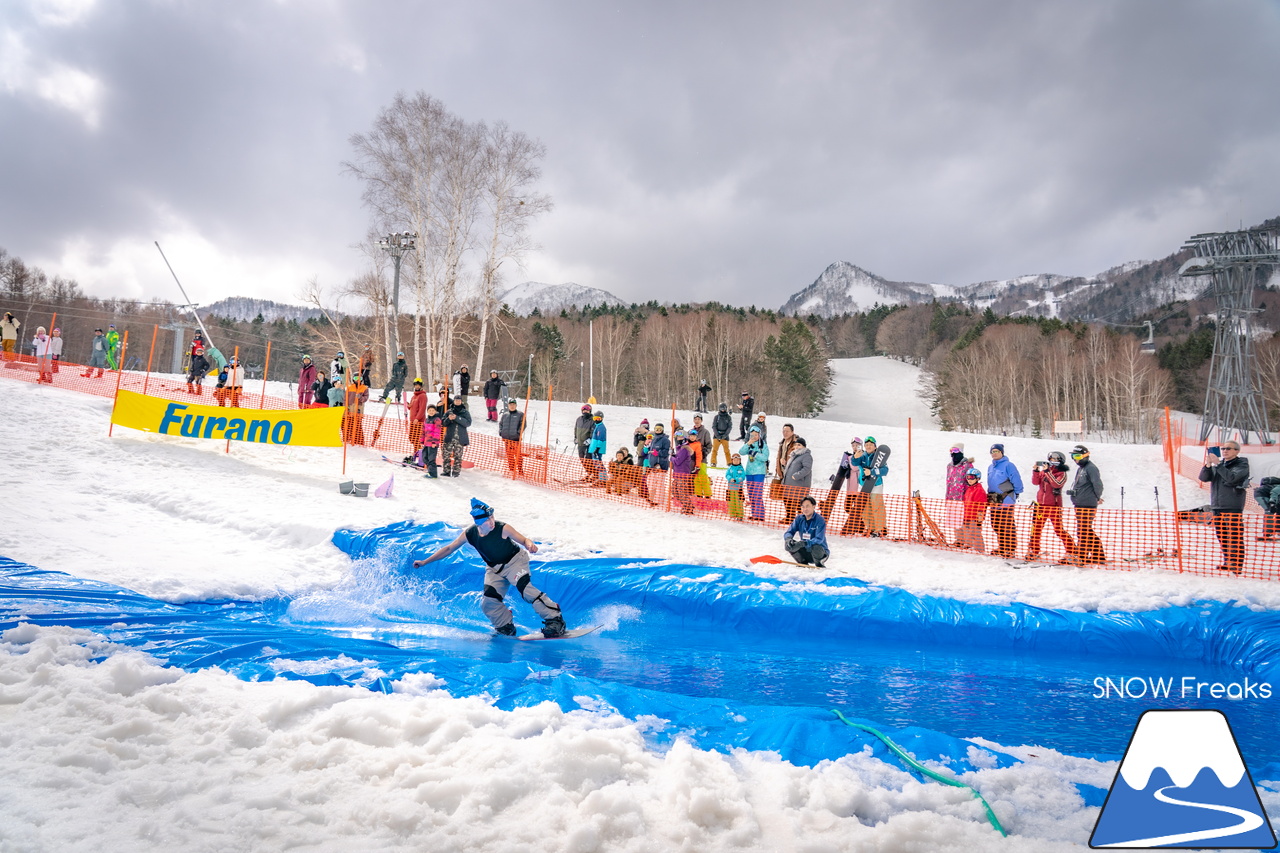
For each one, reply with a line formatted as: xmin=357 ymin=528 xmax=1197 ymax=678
xmin=2 ymin=362 xmax=1278 ymax=851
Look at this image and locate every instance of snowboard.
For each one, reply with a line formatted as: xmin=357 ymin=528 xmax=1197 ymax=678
xmin=517 ymin=625 xmax=601 ymax=642
xmin=859 ymin=445 xmax=891 ymax=493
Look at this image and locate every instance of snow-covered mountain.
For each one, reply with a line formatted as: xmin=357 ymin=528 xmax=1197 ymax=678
xmin=199 ymin=297 xmax=324 ymax=324
xmin=499 ymin=281 xmax=625 ymax=316
xmin=778 ymin=262 xmax=961 ymax=317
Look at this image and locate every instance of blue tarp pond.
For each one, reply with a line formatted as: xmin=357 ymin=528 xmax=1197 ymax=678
xmin=4 ymin=520 xmax=1279 ymax=796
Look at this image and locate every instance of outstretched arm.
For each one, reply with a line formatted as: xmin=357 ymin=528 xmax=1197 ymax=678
xmin=500 ymin=524 xmax=538 ymax=554
xmin=412 ymin=532 xmax=468 ymax=568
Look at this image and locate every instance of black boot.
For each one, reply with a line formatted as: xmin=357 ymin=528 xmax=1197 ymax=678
xmin=495 ymin=622 xmax=518 ymax=637
xmin=541 ymin=617 xmax=566 ymax=638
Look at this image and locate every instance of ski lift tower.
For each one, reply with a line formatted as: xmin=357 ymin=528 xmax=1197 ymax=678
xmin=1178 ymin=226 xmax=1280 ymax=444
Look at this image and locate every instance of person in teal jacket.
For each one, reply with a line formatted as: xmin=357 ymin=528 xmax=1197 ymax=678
xmin=586 ymin=410 xmax=607 ymax=485
xmin=725 ymin=453 xmax=746 ymax=520
xmin=740 ymin=424 xmax=770 ymax=521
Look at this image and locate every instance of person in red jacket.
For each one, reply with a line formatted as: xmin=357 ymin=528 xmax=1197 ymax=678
xmin=297 ymin=355 xmax=317 ymax=408
xmin=1025 ymin=450 xmax=1076 ymax=563
xmin=956 ymin=468 xmax=989 ymax=552
xmin=407 ymin=378 xmax=427 ymax=450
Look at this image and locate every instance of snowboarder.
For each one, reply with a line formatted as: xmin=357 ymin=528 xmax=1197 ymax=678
xmin=411 ymin=499 xmax=567 ymax=638
xmin=784 ymin=496 xmax=828 ymax=567
xmin=382 ymin=352 xmax=408 ymax=403
xmin=855 ymin=437 xmax=890 ymax=537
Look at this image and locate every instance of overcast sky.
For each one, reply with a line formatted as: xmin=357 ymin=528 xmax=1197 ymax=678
xmin=3 ymin=0 xmax=1279 ymax=310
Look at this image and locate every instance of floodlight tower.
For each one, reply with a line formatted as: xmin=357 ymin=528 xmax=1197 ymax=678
xmin=377 ymin=231 xmax=417 ymax=356
xmin=1178 ymin=226 xmax=1280 ymax=444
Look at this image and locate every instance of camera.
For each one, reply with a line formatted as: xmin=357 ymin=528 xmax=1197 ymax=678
xmin=1035 ymin=461 xmax=1047 ymax=469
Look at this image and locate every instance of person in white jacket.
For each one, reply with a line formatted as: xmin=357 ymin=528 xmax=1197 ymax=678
xmin=50 ymin=328 xmax=63 ymax=374
xmin=32 ymin=326 xmax=53 ymax=383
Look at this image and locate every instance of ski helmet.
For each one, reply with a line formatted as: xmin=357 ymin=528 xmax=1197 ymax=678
xmin=581 ymin=404 xmax=592 ymax=413
xmin=718 ymin=403 xmax=727 ymax=412
xmin=1071 ymin=444 xmax=1089 ymax=457
xmin=593 ymin=410 xmax=603 ymax=419
xmin=1048 ymin=451 xmax=1066 ymax=466
xmin=966 ymin=468 xmax=982 ymax=479
xmin=469 ymin=498 xmax=494 ymax=521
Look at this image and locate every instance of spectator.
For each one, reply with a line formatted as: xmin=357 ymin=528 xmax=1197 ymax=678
xmin=650 ymin=422 xmax=672 ymax=472
xmin=753 ymin=412 xmax=769 ymax=445
xmin=189 ymin=332 xmax=207 ymax=363
xmin=298 ymin=355 xmax=317 ymax=408
xmin=855 ymin=437 xmax=890 ymax=537
xmin=342 ymin=372 xmax=369 ymax=445
xmin=606 ymin=447 xmax=637 ymax=495
xmin=573 ymin=404 xmax=595 ymax=482
xmin=420 ymin=404 xmax=443 ymax=478
xmin=586 ymin=410 xmax=607 ymax=486
xmin=187 ymin=346 xmax=209 ymax=395
xmin=1026 ymin=451 xmax=1075 ymax=562
xmin=327 ymin=374 xmax=345 ymax=407
xmin=330 ymin=351 xmax=347 ymax=384
xmin=483 ymin=370 xmax=504 ymax=422
xmin=686 ymin=421 xmax=706 ymax=499
xmin=725 ymin=453 xmax=746 ymax=521
xmin=772 ymin=423 xmax=798 ymax=512
xmin=1254 ymin=477 xmax=1280 ymax=541
xmin=780 ymin=435 xmax=814 ymax=520
xmin=435 ymin=379 xmax=450 ymax=411
xmin=671 ymin=430 xmax=697 ymax=514
xmin=1068 ymin=444 xmax=1107 ymax=565
xmin=985 ymin=443 xmax=1023 ymax=558
xmin=944 ymin=443 xmax=969 ymax=542
xmin=636 ymin=432 xmax=659 ymax=506
xmin=956 ymin=468 xmax=988 ymax=552
xmin=225 ymin=356 xmax=245 ymax=408
xmin=711 ymin=403 xmax=733 ymax=466
xmin=1 ymin=311 xmax=20 ymax=360
xmin=105 ymin=324 xmax=121 ymax=370
xmin=737 ymin=391 xmax=754 ymax=441
xmin=50 ymin=328 xmax=63 ymax=374
xmin=633 ymin=418 xmax=651 ymax=452
xmin=784 ymin=496 xmax=828 ymax=567
xmin=458 ymin=364 xmax=471 ymax=398
xmin=1198 ymin=441 xmax=1247 ymax=573
xmin=441 ymin=394 xmax=472 ymax=477
xmin=696 ymin=379 xmax=711 ymax=413
xmin=407 ymin=378 xmax=427 ymax=448
xmin=820 ymin=436 xmax=857 ymax=517
xmin=692 ymin=414 xmax=713 ymax=497
xmin=836 ymin=438 xmax=869 ymax=537
xmin=499 ymin=398 xmax=526 ymax=477
xmin=214 ymin=363 xmax=230 ymax=406
xmin=312 ymin=370 xmax=331 ymax=408
xmin=82 ymin=328 xmax=107 ymax=377
xmin=32 ymin=327 xmax=52 ymax=383
xmin=382 ymin=352 xmax=408 ymax=404
xmin=740 ymin=425 xmax=769 ymax=521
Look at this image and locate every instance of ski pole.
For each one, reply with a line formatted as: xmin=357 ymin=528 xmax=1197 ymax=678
xmin=1120 ymin=486 xmax=1125 ymax=511
xmin=1154 ymin=486 xmax=1160 ymax=512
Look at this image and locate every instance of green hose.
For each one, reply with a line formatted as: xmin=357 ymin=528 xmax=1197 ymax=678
xmin=832 ymin=708 xmax=1007 ymax=837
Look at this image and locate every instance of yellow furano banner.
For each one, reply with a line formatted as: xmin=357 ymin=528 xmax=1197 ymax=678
xmin=111 ymin=390 xmax=345 ymax=447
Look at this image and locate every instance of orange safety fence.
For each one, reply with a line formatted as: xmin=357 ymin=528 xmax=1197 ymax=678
xmin=7 ymin=358 xmax=1280 ymax=581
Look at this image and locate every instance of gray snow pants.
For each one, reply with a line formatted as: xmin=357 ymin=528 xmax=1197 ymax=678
xmin=481 ymin=550 xmax=561 ymax=630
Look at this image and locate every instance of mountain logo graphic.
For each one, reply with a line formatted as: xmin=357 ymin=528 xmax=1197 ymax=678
xmin=1090 ymin=709 xmax=1276 ymax=848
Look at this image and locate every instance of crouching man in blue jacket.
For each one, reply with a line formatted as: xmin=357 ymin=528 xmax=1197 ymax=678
xmin=784 ymin=495 xmax=828 ymax=567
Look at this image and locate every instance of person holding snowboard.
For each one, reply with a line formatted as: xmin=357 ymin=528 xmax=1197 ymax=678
xmin=855 ymin=437 xmax=890 ymax=537
xmin=412 ymin=499 xmax=567 ymax=638
xmin=784 ymin=496 xmax=828 ymax=567
xmin=821 ymin=437 xmax=861 ymax=522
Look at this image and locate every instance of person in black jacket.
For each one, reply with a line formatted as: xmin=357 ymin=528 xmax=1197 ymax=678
xmin=498 ymin=398 xmax=525 ymax=476
xmin=737 ymin=391 xmax=754 ymax=441
xmin=186 ymin=346 xmax=209 ymax=395
xmin=441 ymin=394 xmax=473 ymax=477
xmin=710 ymin=404 xmax=733 ymax=466
xmin=573 ymin=404 xmax=595 ymax=481
xmin=1199 ymin=441 xmax=1250 ymax=573
xmin=483 ymin=370 xmax=504 ymax=422
xmin=696 ymin=380 xmax=712 ymax=412
xmin=1067 ymin=445 xmax=1106 ymax=564
xmin=382 ymin=352 xmax=408 ymax=403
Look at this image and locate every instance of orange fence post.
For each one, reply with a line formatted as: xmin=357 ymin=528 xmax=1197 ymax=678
xmin=107 ymin=331 xmax=129 ymax=437
xmin=666 ymin=403 xmax=675 ymax=512
xmin=1165 ymin=407 xmax=1186 ymax=573
xmin=259 ymin=341 xmax=272 ymax=409
xmin=544 ymin=384 xmax=553 ymax=484
xmin=142 ymin=324 xmax=158 ymax=396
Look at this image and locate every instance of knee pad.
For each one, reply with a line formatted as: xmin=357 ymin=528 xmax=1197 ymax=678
xmin=515 ymin=574 xmax=531 ymax=595
xmin=483 ymin=584 xmax=504 ymax=601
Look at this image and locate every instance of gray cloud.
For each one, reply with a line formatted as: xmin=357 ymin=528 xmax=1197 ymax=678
xmin=2 ymin=0 xmax=1278 ymax=308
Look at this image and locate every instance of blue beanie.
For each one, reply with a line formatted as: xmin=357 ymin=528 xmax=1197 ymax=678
xmin=991 ymin=443 xmax=1005 ymax=453
xmin=469 ymin=498 xmax=493 ymax=521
